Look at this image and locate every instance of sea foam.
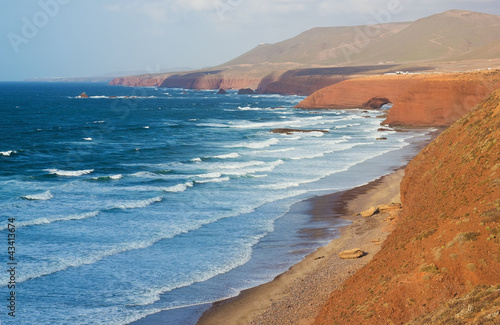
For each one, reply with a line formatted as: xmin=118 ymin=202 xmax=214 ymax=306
xmin=21 ymin=190 xmax=54 ymax=201
xmin=114 ymin=196 xmax=163 ymax=210
xmin=47 ymin=169 xmax=94 ymax=177
xmin=0 ymin=150 xmax=16 ymax=156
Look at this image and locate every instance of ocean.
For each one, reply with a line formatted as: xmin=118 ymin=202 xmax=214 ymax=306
xmin=0 ymin=82 xmax=431 ymax=324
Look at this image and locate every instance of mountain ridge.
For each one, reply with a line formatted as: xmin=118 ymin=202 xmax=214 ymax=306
xmin=109 ymin=10 xmax=500 ymax=95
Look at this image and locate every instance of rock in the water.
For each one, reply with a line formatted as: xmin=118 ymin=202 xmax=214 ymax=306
xmin=338 ymin=249 xmax=365 ymax=259
xmin=271 ymin=128 xmax=329 ymax=135
xmin=217 ymin=88 xmax=227 ymax=94
xmin=79 ymin=92 xmax=89 ymax=98
xmin=376 ymin=137 xmax=388 ymax=140
xmin=238 ymin=88 xmax=255 ymax=94
xmin=361 ymin=206 xmax=379 ymax=218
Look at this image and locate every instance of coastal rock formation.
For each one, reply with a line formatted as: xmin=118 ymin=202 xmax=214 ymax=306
xmin=109 ymin=75 xmax=168 ymax=87
xmin=79 ymin=92 xmax=89 ymax=98
xmin=271 ymin=129 xmax=329 ymax=135
xmin=313 ymin=90 xmax=500 ymax=324
xmin=360 ymin=207 xmax=379 ymax=218
xmin=238 ymin=88 xmax=255 ymax=95
xmin=362 ymin=97 xmax=391 ymax=109
xmin=296 ymin=70 xmax=500 ymax=127
xmin=216 ymin=89 xmax=227 ymax=94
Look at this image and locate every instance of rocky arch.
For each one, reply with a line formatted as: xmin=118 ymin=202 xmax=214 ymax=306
xmin=362 ymin=97 xmax=392 ymax=109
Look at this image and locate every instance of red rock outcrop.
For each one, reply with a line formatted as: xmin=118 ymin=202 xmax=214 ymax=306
xmin=296 ymin=70 xmax=500 ymax=127
xmin=313 ymin=90 xmax=500 ymax=324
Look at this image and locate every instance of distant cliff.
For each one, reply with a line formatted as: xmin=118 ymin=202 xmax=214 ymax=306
xmin=296 ymin=70 xmax=500 ymax=127
xmin=313 ymin=90 xmax=500 ymax=324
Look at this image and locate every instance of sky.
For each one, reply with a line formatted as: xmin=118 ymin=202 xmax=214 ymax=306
xmin=1 ymin=0 xmax=499 ymax=81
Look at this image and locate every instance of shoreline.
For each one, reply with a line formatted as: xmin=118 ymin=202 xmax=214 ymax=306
xmin=197 ymin=168 xmax=406 ymax=325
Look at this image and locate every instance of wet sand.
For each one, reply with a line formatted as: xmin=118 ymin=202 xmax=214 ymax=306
xmin=198 ymin=168 xmax=405 ymax=325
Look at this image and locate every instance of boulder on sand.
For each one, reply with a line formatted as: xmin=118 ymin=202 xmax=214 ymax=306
xmin=338 ymin=249 xmax=365 ymax=259
xmin=361 ymin=206 xmax=379 ymax=218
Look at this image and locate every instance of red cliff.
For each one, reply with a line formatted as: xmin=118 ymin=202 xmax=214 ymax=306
xmin=296 ymin=70 xmax=500 ymax=127
xmin=314 ymin=90 xmax=500 ymax=324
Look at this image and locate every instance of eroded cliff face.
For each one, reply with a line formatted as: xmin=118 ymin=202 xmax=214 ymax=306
xmin=109 ymin=75 xmax=169 ymax=87
xmin=108 ymin=67 xmax=347 ymax=95
xmin=313 ymin=90 xmax=500 ymax=324
xmin=296 ymin=71 xmax=500 ymax=127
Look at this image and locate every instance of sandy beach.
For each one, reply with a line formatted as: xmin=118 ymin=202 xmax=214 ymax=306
xmin=198 ymin=168 xmax=406 ymax=325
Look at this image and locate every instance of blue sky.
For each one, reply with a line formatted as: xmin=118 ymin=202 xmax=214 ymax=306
xmin=1 ymin=0 xmax=499 ymax=81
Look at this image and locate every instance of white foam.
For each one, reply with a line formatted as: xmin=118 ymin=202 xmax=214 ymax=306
xmin=0 ymin=211 xmax=101 ymax=231
xmin=0 ymin=150 xmax=16 ymax=156
xmin=237 ymin=106 xmax=276 ymax=111
xmin=83 ymin=138 xmax=93 ymax=141
xmin=214 ymin=161 xmax=266 ymax=170
xmin=143 ymin=126 xmax=150 ymax=129
xmin=220 ymin=160 xmax=284 ymax=176
xmin=195 ymin=172 xmax=222 ymax=179
xmin=163 ymin=182 xmax=194 ymax=193
xmin=21 ymin=190 xmax=54 ymax=201
xmin=191 ymin=157 xmax=202 ymax=162
xmin=92 ymin=174 xmax=123 ymax=181
xmin=129 ymin=171 xmax=159 ymax=178
xmin=115 ymin=196 xmax=163 ymax=209
xmin=195 ymin=177 xmax=230 ymax=184
xmin=47 ymin=169 xmax=94 ymax=177
xmin=227 ymin=138 xmax=279 ymax=149
xmin=212 ymin=153 xmax=240 ymax=159
xmin=260 ymin=181 xmax=301 ymax=190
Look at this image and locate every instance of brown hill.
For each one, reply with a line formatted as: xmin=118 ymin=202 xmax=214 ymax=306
xmin=223 ymin=10 xmax=500 ymax=67
xmin=221 ymin=23 xmax=411 ymax=66
xmin=313 ymin=89 xmax=500 ymax=324
xmin=296 ymin=70 xmax=500 ymax=127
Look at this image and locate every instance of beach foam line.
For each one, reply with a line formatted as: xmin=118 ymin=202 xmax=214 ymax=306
xmin=46 ymin=169 xmax=94 ymax=177
xmin=21 ymin=190 xmax=54 ymax=201
xmin=122 ymin=232 xmax=268 ymax=311
xmin=4 ymin=205 xmax=262 ymax=287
